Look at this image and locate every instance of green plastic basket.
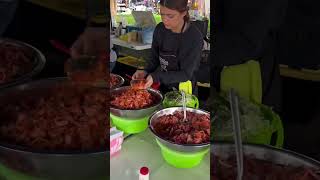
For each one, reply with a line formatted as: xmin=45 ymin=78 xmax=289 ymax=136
xmin=156 ymin=139 xmax=209 ymax=168
xmin=213 ymin=104 xmax=284 ymax=148
xmin=110 ymin=113 xmax=149 ymax=134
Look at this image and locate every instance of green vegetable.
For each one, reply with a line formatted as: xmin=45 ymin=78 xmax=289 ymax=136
xmin=162 ymin=91 xmax=199 ymax=109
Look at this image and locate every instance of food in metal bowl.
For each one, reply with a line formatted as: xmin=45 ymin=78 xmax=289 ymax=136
xmin=153 ymin=111 xmax=210 ymax=144
xmin=110 ymin=88 xmax=156 ymax=110
xmin=211 ymin=155 xmax=320 ymax=180
xmin=110 ymin=74 xmax=120 ymax=88
xmin=130 ymin=79 xmax=146 ymax=90
xmin=0 ymin=83 xmax=108 ymax=151
xmin=0 ymin=42 xmax=33 ymax=84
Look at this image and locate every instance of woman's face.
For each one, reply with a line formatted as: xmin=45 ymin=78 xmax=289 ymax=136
xmin=160 ymin=5 xmax=186 ymax=30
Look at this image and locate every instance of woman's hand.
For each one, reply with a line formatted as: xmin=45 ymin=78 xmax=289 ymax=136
xmin=70 ymin=27 xmax=107 ymax=59
xmin=132 ymin=70 xmax=147 ymax=80
xmin=144 ymin=75 xmax=153 ymax=88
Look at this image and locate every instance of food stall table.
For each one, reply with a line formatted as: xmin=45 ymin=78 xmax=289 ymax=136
xmin=110 ymin=129 xmax=210 ymax=180
xmin=111 ymin=36 xmax=152 ymax=51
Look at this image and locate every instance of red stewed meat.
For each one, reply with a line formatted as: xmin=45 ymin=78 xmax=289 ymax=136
xmin=153 ymin=111 xmax=210 ymax=144
xmin=211 ymin=155 xmax=320 ymax=180
xmin=111 ymin=89 xmax=156 ymax=110
xmin=0 ymin=84 xmax=108 ymax=151
xmin=0 ymin=42 xmax=33 ymax=84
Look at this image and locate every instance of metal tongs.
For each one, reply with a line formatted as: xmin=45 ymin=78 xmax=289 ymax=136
xmin=229 ymin=89 xmax=244 ymax=180
xmin=181 ymin=91 xmax=187 ymax=122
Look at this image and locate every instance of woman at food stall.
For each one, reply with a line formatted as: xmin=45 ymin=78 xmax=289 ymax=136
xmin=132 ymin=0 xmax=204 ymax=95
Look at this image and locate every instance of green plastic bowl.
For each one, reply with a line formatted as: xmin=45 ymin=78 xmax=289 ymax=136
xmin=0 ymin=162 xmax=107 ymax=180
xmin=156 ymin=139 xmax=209 ymax=168
xmin=0 ymin=163 xmax=38 ymax=180
xmin=110 ymin=113 xmax=150 ymax=134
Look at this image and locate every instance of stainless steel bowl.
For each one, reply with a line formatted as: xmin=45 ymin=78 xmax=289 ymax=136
xmin=110 ymin=86 xmax=163 ymax=119
xmin=149 ymin=107 xmax=210 ymax=153
xmin=110 ymin=73 xmax=124 ymax=89
xmin=0 ymin=38 xmax=46 ymax=89
xmin=211 ymin=143 xmax=320 ymax=168
xmin=0 ymin=78 xmax=108 ymax=179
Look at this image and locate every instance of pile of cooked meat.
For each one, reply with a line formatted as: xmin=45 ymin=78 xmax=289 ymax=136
xmin=153 ymin=111 xmax=210 ymax=144
xmin=110 ymin=89 xmax=156 ymax=109
xmin=211 ymin=154 xmax=320 ymax=180
xmin=0 ymin=84 xmax=108 ymax=151
xmin=0 ymin=42 xmax=33 ymax=84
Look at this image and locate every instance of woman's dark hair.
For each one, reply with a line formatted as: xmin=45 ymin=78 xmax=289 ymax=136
xmin=159 ymin=0 xmax=190 ymax=22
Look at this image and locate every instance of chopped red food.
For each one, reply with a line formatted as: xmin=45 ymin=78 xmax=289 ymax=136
xmin=211 ymin=155 xmax=320 ymax=180
xmin=153 ymin=111 xmax=210 ymax=144
xmin=110 ymin=74 xmax=120 ymax=88
xmin=0 ymin=84 xmax=109 ymax=151
xmin=111 ymin=89 xmax=156 ymax=110
xmin=0 ymin=42 xmax=33 ymax=84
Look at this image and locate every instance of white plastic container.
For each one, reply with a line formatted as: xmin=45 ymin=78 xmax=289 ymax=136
xmin=110 ymin=127 xmax=124 ymax=157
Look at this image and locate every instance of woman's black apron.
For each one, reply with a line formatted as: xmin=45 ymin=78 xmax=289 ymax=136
xmin=157 ymin=21 xmax=198 ymax=95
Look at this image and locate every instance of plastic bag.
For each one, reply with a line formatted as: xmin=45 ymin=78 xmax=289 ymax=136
xmin=141 ymin=27 xmax=155 ymax=44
